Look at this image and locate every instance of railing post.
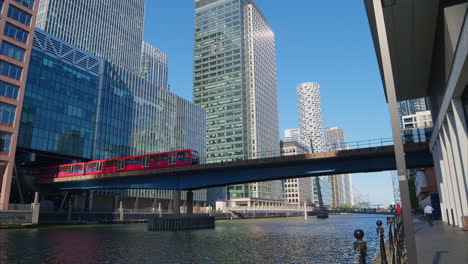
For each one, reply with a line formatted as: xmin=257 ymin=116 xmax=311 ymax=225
xmin=376 ymin=220 xmax=388 ymax=264
xmin=354 ymin=229 xmax=367 ymax=264
xmin=387 ymin=217 xmax=395 ymax=264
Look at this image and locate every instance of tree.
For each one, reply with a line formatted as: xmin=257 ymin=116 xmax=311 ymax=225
xmin=408 ymin=178 xmax=419 ymax=209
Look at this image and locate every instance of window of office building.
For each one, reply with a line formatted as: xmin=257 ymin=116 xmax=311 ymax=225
xmin=7 ymin=5 xmax=32 ymax=26
xmin=0 ymin=80 xmax=19 ymax=99
xmin=0 ymin=60 xmax=22 ymax=80
xmin=0 ymin=41 xmax=25 ymax=61
xmin=0 ymin=132 xmax=12 ymax=153
xmin=4 ymin=23 xmax=29 ymax=44
xmin=14 ymin=0 xmax=34 ymax=9
xmin=0 ymin=103 xmax=15 ymax=125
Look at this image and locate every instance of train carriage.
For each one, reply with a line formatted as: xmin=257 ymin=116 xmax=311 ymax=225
xmin=86 ymin=149 xmax=198 ymax=175
xmin=35 ymin=163 xmax=85 ymax=179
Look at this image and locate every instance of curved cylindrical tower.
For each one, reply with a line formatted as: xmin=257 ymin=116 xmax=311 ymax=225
xmin=297 ymin=82 xmax=324 ymax=153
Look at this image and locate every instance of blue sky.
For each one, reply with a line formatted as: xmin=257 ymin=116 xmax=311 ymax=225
xmin=144 ymin=0 xmax=396 ymax=206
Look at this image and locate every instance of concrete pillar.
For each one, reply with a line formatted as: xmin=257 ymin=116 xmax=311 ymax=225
xmin=31 ymin=192 xmax=40 ymax=224
xmin=74 ymin=194 xmax=79 ymax=209
xmin=0 ymin=162 xmax=14 ymax=210
xmin=88 ymin=190 xmax=94 ymax=212
xmin=440 ymin=131 xmax=459 ymax=226
xmin=172 ymin=190 xmax=181 ymax=216
xmin=187 ymin=191 xmax=194 ymax=216
xmin=447 ymin=110 xmax=468 ymax=223
xmin=442 ymin=125 xmax=462 ymax=227
xmin=370 ymin=1 xmax=418 ymax=261
xmin=67 ymin=198 xmax=73 ymax=222
xmin=437 ymin=137 xmax=453 ymax=225
xmin=451 ymin=99 xmax=468 ymax=210
xmin=303 ymin=201 xmax=307 ymax=220
xmin=433 ymin=143 xmax=448 ymax=223
xmin=113 ymin=195 xmax=119 ymax=211
xmin=133 ymin=197 xmax=139 ymax=210
xmin=158 ymin=202 xmax=162 ymax=218
xmin=119 ymin=200 xmax=123 ymax=221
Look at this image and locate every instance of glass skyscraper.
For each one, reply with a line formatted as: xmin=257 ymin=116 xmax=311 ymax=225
xmin=16 ymin=24 xmax=207 ymax=205
xmin=194 ymin=0 xmax=282 ymax=206
xmin=140 ymin=41 xmax=169 ymax=90
xmin=20 ymin=28 xmax=206 ymax=161
xmin=36 ymin=0 xmax=145 ymax=73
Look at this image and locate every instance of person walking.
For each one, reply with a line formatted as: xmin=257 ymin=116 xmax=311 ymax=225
xmin=424 ymin=204 xmax=434 ymax=226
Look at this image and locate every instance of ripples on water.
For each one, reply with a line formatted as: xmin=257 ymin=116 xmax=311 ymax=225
xmin=0 ymin=214 xmax=389 ymax=264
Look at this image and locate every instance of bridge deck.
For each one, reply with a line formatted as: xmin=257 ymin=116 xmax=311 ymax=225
xmin=37 ymin=143 xmax=432 ymax=191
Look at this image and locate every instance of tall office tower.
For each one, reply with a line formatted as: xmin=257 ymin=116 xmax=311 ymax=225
xmin=324 ymin=127 xmax=354 ymax=207
xmin=397 ymin=97 xmax=431 ymax=129
xmin=140 ymin=41 xmax=169 ymax=90
xmin=297 ymin=82 xmax=327 ymax=205
xmin=0 ymin=0 xmax=39 ymax=210
xmin=297 ymin=82 xmax=325 ymax=153
xmin=325 ymin=126 xmax=345 ymax=151
xmin=194 ymin=0 xmax=282 ymax=206
xmin=36 ymin=0 xmax=145 ymax=73
xmin=281 ymin=140 xmax=312 ymax=206
xmin=284 ymin=128 xmax=300 ymax=142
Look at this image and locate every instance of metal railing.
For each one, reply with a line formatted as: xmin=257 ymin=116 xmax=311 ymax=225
xmin=198 ymin=137 xmax=396 ymax=165
xmin=7 ymin=203 xmax=32 ymax=211
xmin=352 ymin=215 xmax=407 ymax=264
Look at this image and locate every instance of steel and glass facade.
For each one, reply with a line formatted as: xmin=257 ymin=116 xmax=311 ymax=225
xmin=0 ymin=0 xmax=38 ymax=210
xmin=36 ymin=0 xmax=145 ymax=73
xmin=17 ymin=29 xmax=207 ymax=202
xmin=140 ymin=41 xmax=169 ymax=90
xmin=194 ymin=0 xmax=281 ymax=205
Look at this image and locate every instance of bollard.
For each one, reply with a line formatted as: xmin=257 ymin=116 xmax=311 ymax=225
xmin=376 ymin=220 xmax=388 ymax=264
xmin=387 ymin=217 xmax=396 ymax=264
xmin=353 ymin=229 xmax=367 ymax=264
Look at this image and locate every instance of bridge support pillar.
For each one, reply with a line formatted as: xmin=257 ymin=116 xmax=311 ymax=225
xmin=88 ymin=190 xmax=94 ymax=212
xmin=67 ymin=198 xmax=72 ymax=222
xmin=31 ymin=192 xmax=40 ymax=225
xmin=133 ymin=197 xmax=139 ymax=210
xmin=172 ymin=190 xmax=181 ymax=216
xmin=187 ymin=191 xmax=194 ymax=216
xmin=119 ymin=201 xmax=124 ymax=221
xmin=113 ymin=196 xmax=119 ymax=211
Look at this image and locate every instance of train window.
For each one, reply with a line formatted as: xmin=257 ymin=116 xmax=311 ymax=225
xmin=177 ymin=152 xmax=184 ymax=160
xmin=142 ymin=156 xmax=149 ymax=167
xmin=87 ymin=163 xmax=96 ymax=172
xmin=169 ymin=153 xmax=176 ymax=164
xmin=68 ymin=166 xmax=73 ymax=175
xmin=97 ymin=162 xmax=102 ymax=172
xmin=118 ymin=160 xmax=125 ymax=170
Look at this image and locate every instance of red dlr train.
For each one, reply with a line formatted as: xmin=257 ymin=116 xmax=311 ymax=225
xmin=35 ymin=149 xmax=199 ymax=179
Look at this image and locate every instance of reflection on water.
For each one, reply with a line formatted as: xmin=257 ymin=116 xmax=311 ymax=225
xmin=0 ymin=214 xmax=389 ymax=263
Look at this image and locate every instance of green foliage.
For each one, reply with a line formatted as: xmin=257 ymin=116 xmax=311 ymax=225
xmin=408 ymin=178 xmax=419 ymax=209
xmin=339 ymin=204 xmax=357 ymax=211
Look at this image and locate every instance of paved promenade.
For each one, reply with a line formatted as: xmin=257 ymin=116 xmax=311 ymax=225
xmin=414 ymin=217 xmax=468 ymax=263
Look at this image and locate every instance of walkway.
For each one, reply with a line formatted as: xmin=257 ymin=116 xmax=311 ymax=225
xmin=414 ymin=217 xmax=468 ymax=263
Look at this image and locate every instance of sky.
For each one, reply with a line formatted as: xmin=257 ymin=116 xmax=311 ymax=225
xmin=143 ymin=0 xmax=396 ymax=206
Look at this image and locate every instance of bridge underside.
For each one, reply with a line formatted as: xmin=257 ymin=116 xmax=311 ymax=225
xmin=38 ymin=145 xmax=433 ymax=192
